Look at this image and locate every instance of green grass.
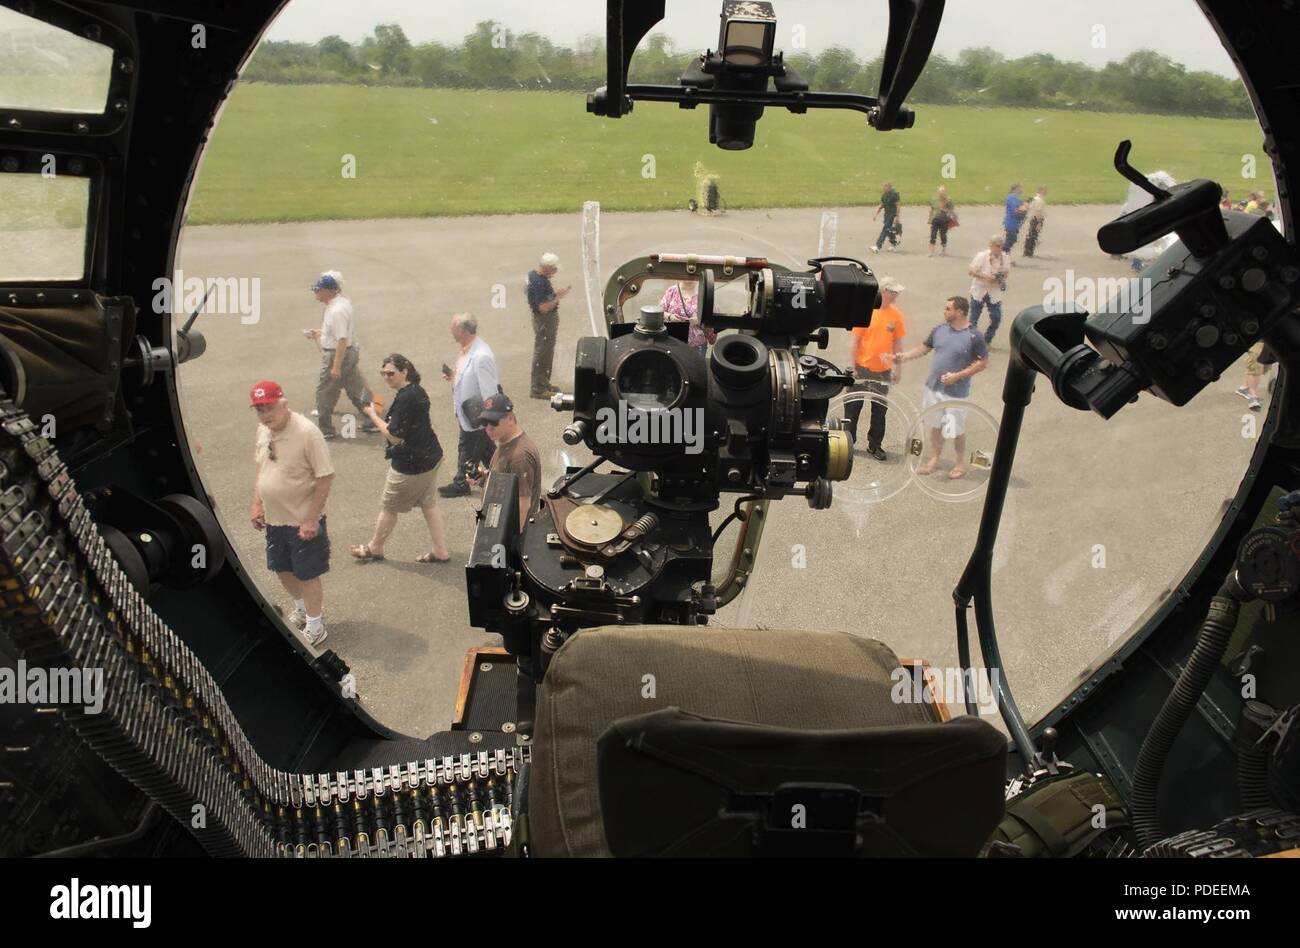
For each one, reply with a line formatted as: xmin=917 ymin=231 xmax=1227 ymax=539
xmin=186 ymin=83 xmax=1273 ymax=225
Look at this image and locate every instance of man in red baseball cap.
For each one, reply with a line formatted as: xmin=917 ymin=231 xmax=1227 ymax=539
xmin=248 ymin=380 xmax=335 ymax=646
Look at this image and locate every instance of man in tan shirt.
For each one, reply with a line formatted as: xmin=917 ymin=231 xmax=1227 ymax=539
xmin=248 ymin=380 xmax=335 ymax=646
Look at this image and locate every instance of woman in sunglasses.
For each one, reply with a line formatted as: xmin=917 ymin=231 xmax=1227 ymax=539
xmin=350 ymin=354 xmax=451 ymax=563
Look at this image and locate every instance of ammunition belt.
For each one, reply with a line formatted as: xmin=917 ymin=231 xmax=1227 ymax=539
xmin=0 ymin=398 xmax=524 ymax=857
xmin=1144 ymin=807 xmax=1300 ymax=858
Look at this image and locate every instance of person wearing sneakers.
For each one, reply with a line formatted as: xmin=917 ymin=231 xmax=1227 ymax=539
xmin=350 ymin=353 xmax=451 ymax=565
xmin=871 ymin=180 xmax=902 ymax=253
xmin=1237 ymin=342 xmax=1272 ymax=412
xmin=884 ymin=296 xmax=988 ymax=480
xmin=439 ymin=314 xmax=499 ymax=498
xmin=306 ymin=271 xmax=377 ymax=440
xmin=527 ymin=252 xmax=571 ymax=399
xmin=468 ymin=392 xmax=543 ymax=530
xmin=968 ymin=233 xmax=1011 ymax=346
xmin=249 ymin=380 xmax=334 ymax=646
xmin=842 ymin=276 xmax=906 ymax=460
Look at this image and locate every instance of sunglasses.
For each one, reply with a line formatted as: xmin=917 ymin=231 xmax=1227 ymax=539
xmin=380 ymin=370 xmax=398 ymax=377
xmin=265 ymin=440 xmax=276 ymax=462
xmin=483 ymin=418 xmax=502 ymax=428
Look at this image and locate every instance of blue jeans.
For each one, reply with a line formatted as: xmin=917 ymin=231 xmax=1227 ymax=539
xmin=1002 ymin=226 xmax=1021 ymax=253
xmin=875 ymin=212 xmax=899 ymax=249
xmin=970 ymin=295 xmax=1003 ymax=342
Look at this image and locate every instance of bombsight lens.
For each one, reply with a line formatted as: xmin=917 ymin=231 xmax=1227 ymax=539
xmin=614 ymin=348 xmax=686 ymax=411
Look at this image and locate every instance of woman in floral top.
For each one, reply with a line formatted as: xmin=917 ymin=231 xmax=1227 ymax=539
xmin=659 ymin=280 xmax=711 ymax=353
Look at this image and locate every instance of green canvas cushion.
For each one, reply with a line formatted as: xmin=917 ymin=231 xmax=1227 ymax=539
xmin=529 ymin=624 xmax=955 ymax=857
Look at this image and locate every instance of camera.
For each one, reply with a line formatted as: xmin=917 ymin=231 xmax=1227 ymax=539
xmin=466 ymin=257 xmax=879 ymax=691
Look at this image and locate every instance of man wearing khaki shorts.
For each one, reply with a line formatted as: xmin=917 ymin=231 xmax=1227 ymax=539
xmin=1236 ymin=342 xmax=1270 ymax=412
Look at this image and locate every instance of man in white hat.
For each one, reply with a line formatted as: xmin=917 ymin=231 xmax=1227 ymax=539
xmin=526 ymin=252 xmax=571 ymax=399
xmin=843 ymin=277 xmax=907 ymax=461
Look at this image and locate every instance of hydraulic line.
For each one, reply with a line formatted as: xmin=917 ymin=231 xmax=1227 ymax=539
xmin=1130 ymin=582 xmax=1243 ymax=849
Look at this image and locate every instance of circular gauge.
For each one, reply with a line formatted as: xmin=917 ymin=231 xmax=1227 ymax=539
xmin=565 ymin=503 xmax=625 ymax=546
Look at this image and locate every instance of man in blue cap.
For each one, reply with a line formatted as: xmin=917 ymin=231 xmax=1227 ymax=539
xmin=306 ymin=270 xmax=376 ymax=439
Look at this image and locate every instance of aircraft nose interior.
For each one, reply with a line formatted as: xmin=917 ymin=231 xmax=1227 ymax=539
xmin=1 ymin=0 xmax=1300 ymax=888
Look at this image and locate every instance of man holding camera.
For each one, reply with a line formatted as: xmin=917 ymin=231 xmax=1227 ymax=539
xmin=468 ymin=392 xmax=543 ymax=529
xmin=968 ymin=234 xmax=1011 ymax=346
xmin=439 ymin=314 xmax=499 ymax=498
xmin=527 ymin=252 xmax=571 ymax=399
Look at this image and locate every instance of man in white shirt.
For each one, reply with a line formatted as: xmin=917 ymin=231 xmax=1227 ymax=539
xmin=967 ymin=235 xmax=1011 ymax=346
xmin=439 ymin=314 xmax=501 ymax=498
xmin=307 ymin=271 xmax=375 ymax=440
xmin=1023 ymin=186 xmax=1048 ymax=258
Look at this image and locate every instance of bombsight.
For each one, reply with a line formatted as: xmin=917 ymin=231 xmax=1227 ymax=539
xmin=466 ymin=253 xmax=879 ymax=699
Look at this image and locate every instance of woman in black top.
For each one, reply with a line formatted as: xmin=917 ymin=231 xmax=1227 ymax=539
xmin=350 ymin=354 xmax=450 ymax=563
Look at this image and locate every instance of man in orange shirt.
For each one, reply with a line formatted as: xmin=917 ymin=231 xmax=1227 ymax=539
xmin=843 ymin=277 xmax=906 ymax=461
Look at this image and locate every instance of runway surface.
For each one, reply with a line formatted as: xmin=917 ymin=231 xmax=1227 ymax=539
xmin=175 ymin=203 xmax=1270 ymax=737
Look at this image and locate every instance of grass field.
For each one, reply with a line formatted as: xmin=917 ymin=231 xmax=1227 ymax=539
xmin=184 ymin=83 xmax=1273 ymax=225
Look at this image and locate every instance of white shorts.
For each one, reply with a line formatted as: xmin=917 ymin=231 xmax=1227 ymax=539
xmin=921 ymin=387 xmax=968 ymax=437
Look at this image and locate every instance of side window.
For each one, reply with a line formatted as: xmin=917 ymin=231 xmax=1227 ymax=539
xmin=0 ymin=7 xmax=115 ymax=114
xmin=0 ymin=171 xmax=90 ymax=281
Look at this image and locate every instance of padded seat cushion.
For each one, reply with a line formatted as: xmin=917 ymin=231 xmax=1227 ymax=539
xmin=529 ymin=624 xmax=956 ymax=857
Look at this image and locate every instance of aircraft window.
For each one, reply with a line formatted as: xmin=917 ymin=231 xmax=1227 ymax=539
xmin=0 ymin=6 xmax=115 ymax=115
xmin=176 ymin=0 xmax=1276 ymax=736
xmin=0 ymin=172 xmax=89 ymax=281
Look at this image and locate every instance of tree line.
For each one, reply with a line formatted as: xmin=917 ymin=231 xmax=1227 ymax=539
xmin=242 ymin=22 xmax=1253 ymax=120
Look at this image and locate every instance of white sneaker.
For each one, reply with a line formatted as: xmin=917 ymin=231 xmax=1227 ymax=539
xmin=287 ymin=607 xmax=307 ymax=629
xmin=304 ymin=623 xmax=328 ymax=647
xmin=1235 ymin=386 xmax=1251 ymax=400
xmin=1248 ymin=397 xmax=1262 ymax=412
xmin=886 ymin=245 xmax=896 ymax=252
xmin=870 ymin=245 xmax=880 ymax=253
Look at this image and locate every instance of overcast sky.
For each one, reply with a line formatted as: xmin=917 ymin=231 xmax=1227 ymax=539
xmin=264 ymin=0 xmax=1240 ymax=78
